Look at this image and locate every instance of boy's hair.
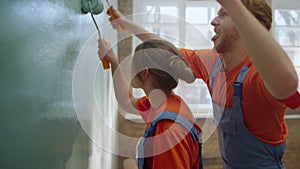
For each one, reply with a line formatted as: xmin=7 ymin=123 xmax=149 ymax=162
xmin=132 ymin=39 xmax=195 ymax=92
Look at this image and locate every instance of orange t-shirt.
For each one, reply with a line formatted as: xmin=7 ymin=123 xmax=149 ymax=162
xmin=136 ymin=95 xmax=202 ymax=169
xmin=180 ymin=48 xmax=300 ymax=146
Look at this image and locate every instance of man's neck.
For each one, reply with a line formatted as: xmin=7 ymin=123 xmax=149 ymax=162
xmin=221 ymin=47 xmax=248 ymax=71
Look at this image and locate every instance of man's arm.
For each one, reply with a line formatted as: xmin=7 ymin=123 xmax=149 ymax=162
xmin=108 ymin=7 xmax=161 ymax=42
xmin=218 ymin=0 xmax=298 ymax=99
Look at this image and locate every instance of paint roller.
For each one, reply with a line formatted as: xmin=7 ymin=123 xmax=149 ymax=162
xmin=81 ymin=0 xmax=110 ymax=69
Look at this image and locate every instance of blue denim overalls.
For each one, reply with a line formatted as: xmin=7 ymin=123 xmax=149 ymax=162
xmin=210 ymin=58 xmax=286 ymax=169
xmin=136 ymin=111 xmax=203 ymax=169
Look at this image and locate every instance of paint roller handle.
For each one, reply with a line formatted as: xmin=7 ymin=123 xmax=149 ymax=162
xmin=102 ymin=57 xmax=110 ymax=69
xmin=98 ymin=39 xmax=116 ymax=70
xmin=98 ymin=49 xmax=110 ymax=69
xmin=98 ymin=42 xmax=110 ymax=69
xmin=107 ymin=6 xmax=123 ymax=32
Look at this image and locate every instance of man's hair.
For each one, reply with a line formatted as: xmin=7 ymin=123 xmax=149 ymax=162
xmin=242 ymin=0 xmax=272 ymax=30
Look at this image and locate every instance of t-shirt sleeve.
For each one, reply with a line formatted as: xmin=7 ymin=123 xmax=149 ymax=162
xmin=249 ymin=69 xmax=300 ymax=109
xmin=254 ymin=71 xmax=300 ymax=110
xmin=180 ymin=48 xmax=216 ymax=85
xmin=180 ymin=48 xmax=205 ymax=79
xmin=136 ymin=96 xmax=151 ymax=122
xmin=279 ymin=91 xmax=300 ymax=110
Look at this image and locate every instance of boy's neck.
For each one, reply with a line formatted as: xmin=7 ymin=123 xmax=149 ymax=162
xmin=148 ymin=89 xmax=168 ymax=109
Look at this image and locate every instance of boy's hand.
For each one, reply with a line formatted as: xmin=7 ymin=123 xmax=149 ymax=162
xmin=98 ymin=39 xmax=117 ymax=64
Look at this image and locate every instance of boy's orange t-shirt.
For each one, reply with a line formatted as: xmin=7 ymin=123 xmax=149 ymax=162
xmin=180 ymin=48 xmax=300 ymax=146
xmin=136 ymin=95 xmax=202 ymax=169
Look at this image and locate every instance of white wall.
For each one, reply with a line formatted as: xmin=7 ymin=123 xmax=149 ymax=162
xmin=273 ymin=0 xmax=300 ymax=9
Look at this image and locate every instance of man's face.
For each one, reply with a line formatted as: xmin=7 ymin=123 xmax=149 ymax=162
xmin=210 ymin=7 xmax=241 ymax=53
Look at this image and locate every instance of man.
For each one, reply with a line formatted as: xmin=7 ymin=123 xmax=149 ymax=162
xmin=107 ymin=0 xmax=300 ymax=168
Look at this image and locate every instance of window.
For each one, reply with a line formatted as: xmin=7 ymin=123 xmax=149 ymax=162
xmin=131 ymin=1 xmax=300 ymax=117
xmin=134 ymin=0 xmax=219 ymax=49
xmin=133 ymin=0 xmax=219 ymax=116
xmin=274 ymin=9 xmax=300 ymax=90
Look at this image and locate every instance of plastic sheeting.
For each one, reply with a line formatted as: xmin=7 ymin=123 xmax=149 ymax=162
xmin=0 ymin=0 xmax=117 ymax=168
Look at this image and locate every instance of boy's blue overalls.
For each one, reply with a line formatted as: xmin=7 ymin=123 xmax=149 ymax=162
xmin=136 ymin=111 xmax=203 ymax=169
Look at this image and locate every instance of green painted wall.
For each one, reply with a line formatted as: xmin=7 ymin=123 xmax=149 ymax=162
xmin=0 ymin=0 xmax=102 ymax=168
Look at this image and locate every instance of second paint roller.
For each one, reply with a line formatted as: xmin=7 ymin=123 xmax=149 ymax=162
xmin=81 ymin=0 xmax=110 ymax=69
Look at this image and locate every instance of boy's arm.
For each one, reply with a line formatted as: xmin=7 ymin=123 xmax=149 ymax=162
xmin=98 ymin=39 xmax=139 ymax=115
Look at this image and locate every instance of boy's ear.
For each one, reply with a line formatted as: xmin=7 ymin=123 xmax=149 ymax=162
xmin=140 ymin=68 xmax=150 ymax=81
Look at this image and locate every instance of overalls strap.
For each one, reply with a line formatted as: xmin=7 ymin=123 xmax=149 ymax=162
xmin=233 ymin=66 xmax=249 ymax=98
xmin=137 ymin=111 xmax=203 ymax=169
xmin=210 ymin=57 xmax=223 ymax=92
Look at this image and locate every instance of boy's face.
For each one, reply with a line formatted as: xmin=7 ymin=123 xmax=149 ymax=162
xmin=131 ymin=69 xmax=148 ymax=89
xmin=131 ymin=74 xmax=141 ymax=88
